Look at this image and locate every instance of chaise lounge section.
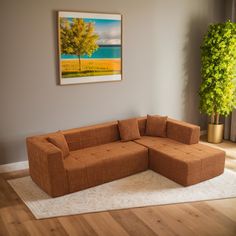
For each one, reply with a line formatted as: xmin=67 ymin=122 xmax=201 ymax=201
xmin=135 ymin=136 xmax=225 ymax=186
xmin=26 ymin=116 xmax=225 ymax=197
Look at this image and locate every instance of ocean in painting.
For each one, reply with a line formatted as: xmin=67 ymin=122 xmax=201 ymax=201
xmin=61 ymin=45 xmax=121 ymax=59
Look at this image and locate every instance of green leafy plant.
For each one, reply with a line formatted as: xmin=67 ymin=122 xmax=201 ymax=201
xmin=199 ymin=20 xmax=236 ymax=124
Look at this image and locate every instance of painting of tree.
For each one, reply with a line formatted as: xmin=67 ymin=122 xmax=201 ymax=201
xmin=60 ymin=18 xmax=99 ymax=71
xmin=58 ymin=11 xmax=122 ymax=85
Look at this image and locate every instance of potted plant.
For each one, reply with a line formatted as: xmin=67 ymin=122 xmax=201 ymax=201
xmin=199 ymin=20 xmax=236 ymax=143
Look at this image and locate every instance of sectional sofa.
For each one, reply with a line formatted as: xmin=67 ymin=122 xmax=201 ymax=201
xmin=26 ymin=115 xmax=225 ymax=197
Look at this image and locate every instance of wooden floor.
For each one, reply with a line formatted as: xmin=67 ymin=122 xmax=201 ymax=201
xmin=0 ymin=140 xmax=236 ymax=236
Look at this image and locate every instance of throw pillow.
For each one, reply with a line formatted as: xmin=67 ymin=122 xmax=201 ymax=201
xmin=48 ymin=131 xmax=70 ymax=158
xmin=118 ymin=118 xmax=141 ymax=142
xmin=145 ymin=115 xmax=168 ymax=137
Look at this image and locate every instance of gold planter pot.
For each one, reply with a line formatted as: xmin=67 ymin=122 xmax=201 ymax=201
xmin=207 ymin=123 xmax=224 ymax=143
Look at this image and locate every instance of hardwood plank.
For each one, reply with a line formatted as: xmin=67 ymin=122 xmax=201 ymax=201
xmin=0 ymin=214 xmax=9 ymax=236
xmin=159 ymin=203 xmax=218 ymax=236
xmin=151 ymin=205 xmax=198 ymax=236
xmin=0 ymin=177 xmax=19 ymax=208
xmin=207 ymin=198 xmax=236 ymax=222
xmin=0 ymin=206 xmax=30 ymax=236
xmin=132 ymin=207 xmax=179 ymax=236
xmin=23 ymin=218 xmax=68 ymax=236
xmin=110 ymin=209 xmax=157 ymax=236
xmin=178 ymin=203 xmax=235 ymax=236
xmin=23 ymin=221 xmax=44 ymax=236
xmin=58 ymin=215 xmax=98 ymax=236
xmin=192 ymin=201 xmax=236 ymax=233
xmin=83 ymin=211 xmax=130 ymax=236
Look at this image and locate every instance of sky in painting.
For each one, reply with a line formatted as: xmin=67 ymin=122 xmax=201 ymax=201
xmin=84 ymin=18 xmax=121 ymax=45
xmin=66 ymin=17 xmax=121 ymax=45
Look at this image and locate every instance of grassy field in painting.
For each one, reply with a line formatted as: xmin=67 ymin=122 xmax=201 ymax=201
xmin=61 ymin=59 xmax=121 ymax=78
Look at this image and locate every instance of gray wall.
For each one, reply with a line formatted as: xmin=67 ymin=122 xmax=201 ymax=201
xmin=225 ymin=0 xmax=236 ymax=20
xmin=0 ymin=0 xmax=225 ymax=165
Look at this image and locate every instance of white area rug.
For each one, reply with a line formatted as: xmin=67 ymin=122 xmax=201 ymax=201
xmin=8 ymin=169 xmax=236 ymax=219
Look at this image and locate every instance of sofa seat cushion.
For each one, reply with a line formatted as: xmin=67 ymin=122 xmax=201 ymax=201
xmin=149 ymin=143 xmax=225 ymax=186
xmin=134 ymin=136 xmax=225 ymax=186
xmin=134 ymin=136 xmax=183 ymax=149
xmin=64 ymin=141 xmax=148 ymax=193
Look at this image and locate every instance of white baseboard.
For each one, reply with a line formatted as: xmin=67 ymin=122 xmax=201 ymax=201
xmin=200 ymin=130 xmax=207 ymax=136
xmin=0 ymin=161 xmax=29 ymax=173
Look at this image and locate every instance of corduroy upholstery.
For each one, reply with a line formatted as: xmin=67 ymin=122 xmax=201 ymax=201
xmin=118 ymin=118 xmax=141 ymax=141
xmin=167 ymin=118 xmax=200 ymax=144
xmin=26 ymin=137 xmax=68 ymax=197
xmin=149 ymin=144 xmax=225 ymax=186
xmin=137 ymin=117 xmax=147 ymax=136
xmin=146 ymin=115 xmax=168 ymax=137
xmin=134 ymin=136 xmax=181 ymax=149
xmin=48 ymin=131 xmax=70 ymax=159
xmin=63 ymin=121 xmax=120 ymax=151
xmin=135 ymin=136 xmax=225 ymax=186
xmin=64 ymin=141 xmax=148 ymax=193
xmin=26 ymin=115 xmax=225 ymax=197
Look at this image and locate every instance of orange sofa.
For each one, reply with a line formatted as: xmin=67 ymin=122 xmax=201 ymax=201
xmin=26 ymin=116 xmax=225 ymax=197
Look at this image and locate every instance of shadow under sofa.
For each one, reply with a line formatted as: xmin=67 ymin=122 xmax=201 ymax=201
xmin=26 ymin=116 xmax=225 ymax=197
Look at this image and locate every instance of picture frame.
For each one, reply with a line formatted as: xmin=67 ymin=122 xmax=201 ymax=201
xmin=57 ymin=11 xmax=122 ymax=85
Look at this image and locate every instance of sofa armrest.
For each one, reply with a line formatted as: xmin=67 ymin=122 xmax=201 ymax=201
xmin=167 ymin=119 xmax=200 ymax=144
xmin=26 ymin=137 xmax=68 ymax=197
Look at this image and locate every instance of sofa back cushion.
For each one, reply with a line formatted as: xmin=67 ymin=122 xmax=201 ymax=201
xmin=118 ymin=118 xmax=141 ymax=142
xmin=145 ymin=115 xmax=168 ymax=137
xmin=63 ymin=122 xmax=120 ymax=151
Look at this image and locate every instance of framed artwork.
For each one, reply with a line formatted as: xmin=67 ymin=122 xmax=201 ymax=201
xmin=58 ymin=11 xmax=122 ymax=85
